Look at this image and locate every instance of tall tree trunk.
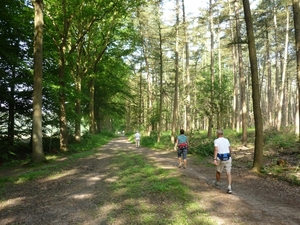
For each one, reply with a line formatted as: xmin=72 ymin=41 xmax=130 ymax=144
xmin=137 ymin=7 xmax=153 ymax=136
xmin=217 ymin=21 xmax=221 ymax=129
xmin=265 ymin=22 xmax=273 ymax=127
xmin=235 ymin=0 xmax=247 ymax=144
xmin=58 ymin=58 xmax=68 ymax=151
xmin=230 ymin=1 xmax=239 ymax=131
xmin=242 ymin=0 xmax=264 ymax=172
xmin=274 ymin=5 xmax=281 ymax=129
xmin=8 ymin=67 xmax=15 ymax=146
xmin=207 ymin=0 xmax=214 ymax=138
xmin=57 ymin=0 xmax=69 ymax=151
xmin=89 ymin=79 xmax=95 ymax=134
xmin=139 ymin=64 xmax=142 ymax=128
xmin=276 ymin=6 xmax=290 ymax=130
xmin=75 ymin=76 xmax=81 ymax=142
xmin=157 ymin=22 xmax=163 ymax=143
xmin=171 ymin=0 xmax=180 ymax=143
xmin=74 ymin=38 xmax=85 ymax=142
xmin=32 ymin=0 xmax=45 ymax=163
xmin=182 ymin=0 xmax=191 ymax=134
xmin=292 ymin=0 xmax=300 ymax=139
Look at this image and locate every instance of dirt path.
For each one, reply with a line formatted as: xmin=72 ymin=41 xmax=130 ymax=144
xmin=0 ymin=137 xmax=300 ymax=225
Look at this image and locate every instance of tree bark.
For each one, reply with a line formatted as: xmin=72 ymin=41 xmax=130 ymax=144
xmin=292 ymin=0 xmax=300 ymax=139
xmin=276 ymin=6 xmax=290 ymax=130
xmin=171 ymin=0 xmax=180 ymax=143
xmin=207 ymin=0 xmax=214 ymax=138
xmin=230 ymin=1 xmax=239 ymax=131
xmin=157 ymin=22 xmax=163 ymax=143
xmin=182 ymin=0 xmax=191 ymax=134
xmin=242 ymin=0 xmax=264 ymax=172
xmin=75 ymin=76 xmax=81 ymax=142
xmin=89 ymin=79 xmax=95 ymax=134
xmin=32 ymin=0 xmax=45 ymax=163
xmin=235 ymin=0 xmax=247 ymax=144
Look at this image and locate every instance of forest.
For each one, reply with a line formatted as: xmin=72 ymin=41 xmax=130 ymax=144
xmin=0 ymin=0 xmax=300 ymax=172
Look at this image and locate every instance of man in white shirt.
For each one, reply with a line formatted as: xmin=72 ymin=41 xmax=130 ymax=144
xmin=213 ymin=129 xmax=232 ymax=194
xmin=134 ymin=131 xmax=141 ymax=147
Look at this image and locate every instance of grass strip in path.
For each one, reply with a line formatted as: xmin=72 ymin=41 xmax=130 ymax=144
xmin=105 ymin=152 xmax=214 ymax=225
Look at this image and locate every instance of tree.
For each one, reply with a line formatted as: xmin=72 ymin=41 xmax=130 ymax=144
xmin=0 ymin=0 xmax=33 ymax=156
xmin=157 ymin=17 xmax=164 ymax=143
xmin=234 ymin=0 xmax=247 ymax=144
xmin=207 ymin=0 xmax=215 ymax=138
xmin=242 ymin=0 xmax=264 ymax=172
xmin=32 ymin=0 xmax=45 ymax=163
xmin=276 ymin=5 xmax=290 ymax=130
xmin=171 ymin=0 xmax=180 ymax=143
xmin=292 ymin=0 xmax=300 ymax=139
xmin=182 ymin=0 xmax=191 ymax=134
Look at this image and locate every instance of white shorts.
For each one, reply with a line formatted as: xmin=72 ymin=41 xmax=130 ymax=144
xmin=216 ymin=157 xmax=232 ymax=173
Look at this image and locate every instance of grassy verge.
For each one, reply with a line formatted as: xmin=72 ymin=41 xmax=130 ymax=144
xmin=0 ymin=132 xmax=116 ymax=187
xmin=108 ymin=152 xmax=213 ymax=224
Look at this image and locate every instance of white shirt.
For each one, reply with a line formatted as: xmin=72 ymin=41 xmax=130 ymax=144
xmin=135 ymin=132 xmax=141 ymax=140
xmin=214 ymin=137 xmax=230 ymax=154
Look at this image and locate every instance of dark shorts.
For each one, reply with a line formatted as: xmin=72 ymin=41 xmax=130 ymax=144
xmin=177 ymin=149 xmax=188 ymax=159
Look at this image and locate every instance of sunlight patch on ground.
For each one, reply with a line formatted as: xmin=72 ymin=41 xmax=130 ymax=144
xmin=88 ymin=176 xmax=102 ymax=181
xmin=0 ymin=197 xmax=25 ymax=210
xmin=71 ymin=193 xmax=93 ymax=199
xmin=85 ymin=175 xmax=103 ymax=186
xmin=294 ymin=171 xmax=300 ymax=179
xmin=105 ymin=176 xmax=119 ymax=182
xmin=42 ymin=169 xmax=78 ymax=181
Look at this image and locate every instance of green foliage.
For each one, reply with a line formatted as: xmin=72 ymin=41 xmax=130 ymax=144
xmin=0 ymin=132 xmax=116 ymax=169
xmin=190 ymin=137 xmax=214 ymax=157
xmin=264 ymin=127 xmax=297 ymax=149
xmin=68 ymin=132 xmax=117 ymax=152
xmin=130 ymin=131 xmax=173 ymax=150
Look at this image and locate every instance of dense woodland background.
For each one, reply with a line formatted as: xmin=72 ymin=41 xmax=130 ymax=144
xmin=0 ymin=0 xmax=299 ymax=170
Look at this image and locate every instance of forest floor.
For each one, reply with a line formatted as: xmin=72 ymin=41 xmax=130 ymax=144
xmin=0 ymin=136 xmax=300 ymax=225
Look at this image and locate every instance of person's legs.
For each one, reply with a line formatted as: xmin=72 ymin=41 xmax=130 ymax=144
xmin=178 ymin=157 xmax=182 ymax=167
xmin=225 ymin=159 xmax=232 ymax=193
xmin=227 ymin=172 xmax=232 ymax=186
xmin=182 ymin=149 xmax=187 ymax=168
xmin=216 ymin=171 xmax=221 ymax=182
xmin=136 ymin=139 xmax=140 ymax=147
xmin=213 ymin=161 xmax=223 ymax=187
xmin=177 ymin=150 xmax=183 ymax=167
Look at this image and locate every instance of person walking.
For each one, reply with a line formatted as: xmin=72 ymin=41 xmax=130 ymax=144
xmin=174 ymin=129 xmax=189 ymax=169
xmin=213 ymin=129 xmax=232 ymax=194
xmin=134 ymin=131 xmax=141 ymax=147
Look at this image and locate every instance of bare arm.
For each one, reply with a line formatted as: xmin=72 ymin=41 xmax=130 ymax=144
xmin=214 ymin=146 xmax=218 ymax=165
